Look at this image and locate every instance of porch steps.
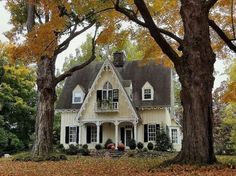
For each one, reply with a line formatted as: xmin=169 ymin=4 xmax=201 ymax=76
xmin=109 ymin=150 xmax=123 ymax=158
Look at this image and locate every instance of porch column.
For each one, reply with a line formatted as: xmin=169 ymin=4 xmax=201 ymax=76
xmin=133 ymin=122 xmax=137 ymax=142
xmin=115 ymin=121 xmax=119 ymax=149
xmin=79 ymin=123 xmax=83 ymax=145
xmin=96 ymin=121 xmax=100 ymax=144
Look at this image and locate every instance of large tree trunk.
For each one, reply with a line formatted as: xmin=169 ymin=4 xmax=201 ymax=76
xmin=173 ymin=1 xmax=217 ymax=164
xmin=32 ymin=56 xmax=56 ymax=157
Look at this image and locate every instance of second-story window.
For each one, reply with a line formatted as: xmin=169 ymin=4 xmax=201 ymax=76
xmin=102 ymin=82 xmax=113 ymax=100
xmin=96 ymin=82 xmax=119 ymax=111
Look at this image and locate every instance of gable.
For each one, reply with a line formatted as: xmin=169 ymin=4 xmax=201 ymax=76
xmin=77 ymin=59 xmax=139 ymax=121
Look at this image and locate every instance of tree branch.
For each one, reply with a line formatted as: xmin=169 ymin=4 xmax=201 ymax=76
xmin=26 ymin=2 xmax=35 ymax=32
xmin=54 ymin=22 xmax=95 ymax=55
xmin=209 ymin=19 xmax=236 ymax=53
xmin=54 ymin=24 xmax=99 ymax=85
xmin=114 ymin=0 xmax=183 ymax=62
xmin=231 ymin=0 xmax=235 ymax=39
xmin=132 ymin=0 xmax=180 ymax=65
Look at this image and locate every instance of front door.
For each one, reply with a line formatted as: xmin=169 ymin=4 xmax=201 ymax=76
xmin=125 ymin=128 xmax=132 ymax=147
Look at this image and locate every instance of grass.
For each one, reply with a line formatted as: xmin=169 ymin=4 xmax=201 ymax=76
xmin=0 ymin=153 xmax=236 ymax=176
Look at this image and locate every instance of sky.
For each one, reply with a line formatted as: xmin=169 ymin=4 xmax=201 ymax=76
xmin=0 ymin=1 xmax=229 ymax=89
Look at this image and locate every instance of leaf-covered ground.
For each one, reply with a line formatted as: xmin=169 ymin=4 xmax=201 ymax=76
xmin=0 ymin=156 xmax=236 ymax=176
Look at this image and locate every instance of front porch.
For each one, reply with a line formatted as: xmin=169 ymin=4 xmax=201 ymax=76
xmin=79 ymin=120 xmax=138 ymax=149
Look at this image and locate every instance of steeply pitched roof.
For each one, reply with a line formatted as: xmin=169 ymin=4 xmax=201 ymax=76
xmin=56 ymin=60 xmax=171 ymax=110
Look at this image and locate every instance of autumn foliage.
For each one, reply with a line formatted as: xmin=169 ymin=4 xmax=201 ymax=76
xmin=0 ymin=157 xmax=236 ymax=176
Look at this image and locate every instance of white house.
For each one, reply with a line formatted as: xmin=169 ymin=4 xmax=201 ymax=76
xmin=56 ymin=52 xmax=182 ymax=151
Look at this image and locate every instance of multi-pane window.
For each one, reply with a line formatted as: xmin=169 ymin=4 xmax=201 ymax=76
xmin=144 ymin=89 xmax=152 ymax=100
xmin=171 ymin=129 xmax=178 ymax=143
xmin=69 ymin=126 xmax=77 ymax=143
xmin=73 ymin=92 xmax=82 ymax=103
xmin=148 ymin=124 xmax=156 ymax=141
xmin=91 ymin=126 xmax=97 ymax=142
xmin=102 ymin=82 xmax=113 ymax=100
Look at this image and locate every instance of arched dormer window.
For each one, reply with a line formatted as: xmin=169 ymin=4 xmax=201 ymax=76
xmin=102 ymin=82 xmax=113 ymax=100
xmin=142 ymin=82 xmax=154 ymax=101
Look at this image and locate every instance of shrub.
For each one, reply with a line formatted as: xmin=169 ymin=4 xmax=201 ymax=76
xmin=117 ymin=143 xmax=125 ymax=151
xmin=137 ymin=142 xmax=144 ymax=150
xmin=143 ymin=147 xmax=148 ymax=152
xmin=82 ymin=144 xmax=88 ymax=149
xmin=95 ymin=144 xmax=102 ymax=150
xmin=147 ymin=142 xmax=153 ymax=150
xmin=81 ymin=148 xmax=90 ymax=156
xmin=56 ymin=144 xmax=65 ymax=152
xmin=65 ymin=144 xmax=78 ymax=155
xmin=104 ymin=138 xmax=113 ymax=149
xmin=129 ymin=139 xmax=136 ymax=150
xmin=155 ymin=129 xmax=172 ymax=151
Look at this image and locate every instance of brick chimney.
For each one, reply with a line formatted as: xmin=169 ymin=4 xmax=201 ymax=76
xmin=113 ymin=51 xmax=125 ymax=67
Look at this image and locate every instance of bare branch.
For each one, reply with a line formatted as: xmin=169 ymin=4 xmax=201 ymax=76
xmin=114 ymin=0 xmax=182 ymax=51
xmin=133 ymin=0 xmax=180 ymax=64
xmin=209 ymin=19 xmax=236 ymax=53
xmin=26 ymin=2 xmax=35 ymax=32
xmin=54 ymin=22 xmax=95 ymax=55
xmin=54 ymin=24 xmax=99 ymax=85
xmin=231 ymin=0 xmax=235 ymax=39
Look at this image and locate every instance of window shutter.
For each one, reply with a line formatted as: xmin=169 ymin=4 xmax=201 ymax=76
xmin=156 ymin=124 xmax=160 ymax=132
xmin=113 ymin=89 xmax=119 ymax=102
xmin=166 ymin=125 xmax=169 ymax=136
xmin=144 ymin=124 xmax=148 ymax=142
xmin=99 ymin=125 xmax=103 ymax=143
xmin=120 ymin=127 xmax=125 ymax=144
xmin=97 ymin=90 xmax=102 ymax=101
xmin=132 ymin=126 xmax=134 ymax=139
xmin=65 ymin=126 xmax=69 ymax=144
xmin=86 ymin=126 xmax=91 ymax=143
xmin=76 ymin=126 xmax=79 ymax=143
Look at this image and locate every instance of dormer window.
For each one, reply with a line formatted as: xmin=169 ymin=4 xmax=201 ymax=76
xmin=142 ymin=82 xmax=154 ymax=101
xmin=144 ymin=89 xmax=152 ymax=99
xmin=72 ymin=85 xmax=85 ymax=104
xmin=73 ymin=92 xmax=82 ymax=103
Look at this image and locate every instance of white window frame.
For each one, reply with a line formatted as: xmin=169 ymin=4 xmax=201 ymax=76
xmin=142 ymin=82 xmax=154 ymax=101
xmin=73 ymin=92 xmax=82 ymax=104
xmin=102 ymin=82 xmax=113 ymax=101
xmin=69 ymin=126 xmax=77 ymax=144
xmin=144 ymin=89 xmax=152 ymax=100
xmin=171 ymin=128 xmax=178 ymax=144
xmin=91 ymin=126 xmax=97 ymax=143
xmin=148 ymin=124 xmax=156 ymax=142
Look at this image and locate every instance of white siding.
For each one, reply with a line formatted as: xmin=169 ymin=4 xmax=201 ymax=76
xmin=60 ymin=112 xmax=78 ymax=148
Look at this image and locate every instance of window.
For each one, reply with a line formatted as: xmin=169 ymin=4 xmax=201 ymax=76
xmin=73 ymin=92 xmax=82 ymax=103
xmin=69 ymin=126 xmax=77 ymax=143
xmin=144 ymin=89 xmax=152 ymax=100
xmin=148 ymin=124 xmax=156 ymax=141
xmin=102 ymin=82 xmax=113 ymax=100
xmin=91 ymin=126 xmax=97 ymax=143
xmin=171 ymin=129 xmax=178 ymax=143
xmin=142 ymin=82 xmax=154 ymax=101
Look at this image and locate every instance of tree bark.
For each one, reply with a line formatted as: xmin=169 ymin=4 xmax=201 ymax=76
xmin=173 ymin=0 xmax=217 ymax=164
xmin=32 ymin=56 xmax=56 ymax=157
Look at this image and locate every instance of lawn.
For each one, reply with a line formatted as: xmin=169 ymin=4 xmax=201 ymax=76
xmin=0 ymin=155 xmax=236 ymax=176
